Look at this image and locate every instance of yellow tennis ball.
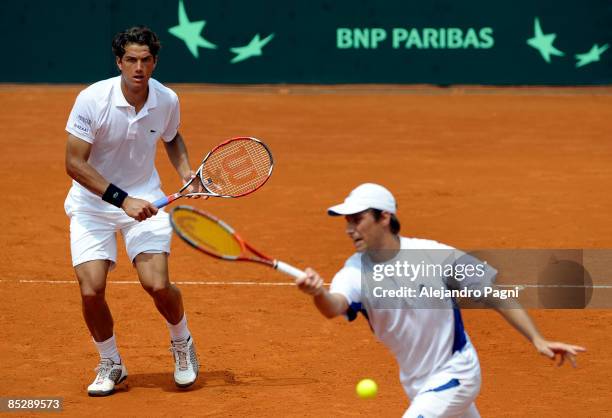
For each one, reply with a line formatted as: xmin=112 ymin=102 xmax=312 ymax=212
xmin=356 ymin=378 xmax=378 ymax=399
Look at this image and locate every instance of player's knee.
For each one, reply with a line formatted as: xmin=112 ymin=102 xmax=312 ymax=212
xmin=142 ymin=279 xmax=172 ymax=297
xmin=77 ymin=278 xmax=106 ymax=299
xmin=80 ymin=288 xmax=106 ymax=305
xmin=75 ymin=262 xmax=108 ymax=298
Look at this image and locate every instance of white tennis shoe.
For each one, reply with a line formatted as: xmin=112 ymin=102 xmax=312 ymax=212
xmin=87 ymin=358 xmax=127 ymax=397
xmin=170 ymin=336 xmax=199 ymax=388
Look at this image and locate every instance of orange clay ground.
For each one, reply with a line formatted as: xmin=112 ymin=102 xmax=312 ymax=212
xmin=0 ymin=84 xmax=611 ymax=417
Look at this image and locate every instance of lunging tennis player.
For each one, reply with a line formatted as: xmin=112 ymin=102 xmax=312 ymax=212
xmin=296 ymin=183 xmax=585 ymax=417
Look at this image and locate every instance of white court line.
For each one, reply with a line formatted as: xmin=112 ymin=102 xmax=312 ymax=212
xmin=0 ymin=280 xmax=610 ymax=288
xmin=498 ymin=284 xmax=612 ymax=289
xmin=0 ymin=279 xmax=299 ymax=286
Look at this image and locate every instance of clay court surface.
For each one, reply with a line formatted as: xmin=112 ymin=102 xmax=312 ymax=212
xmin=0 ymin=84 xmax=611 ymax=417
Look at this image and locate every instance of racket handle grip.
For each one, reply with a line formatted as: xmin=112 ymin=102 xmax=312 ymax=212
xmin=153 ymin=193 xmax=179 ymax=209
xmin=275 ymin=261 xmax=306 ymax=279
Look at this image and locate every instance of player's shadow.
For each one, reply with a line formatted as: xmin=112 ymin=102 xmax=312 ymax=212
xmin=125 ymin=370 xmax=317 ymax=393
xmin=125 ymin=371 xmax=208 ymax=393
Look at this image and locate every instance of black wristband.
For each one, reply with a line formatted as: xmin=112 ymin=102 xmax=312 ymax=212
xmin=102 ymin=183 xmax=128 ymax=208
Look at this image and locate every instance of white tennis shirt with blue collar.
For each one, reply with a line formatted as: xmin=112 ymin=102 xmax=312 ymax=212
xmin=65 ymin=76 xmax=180 ymax=213
xmin=329 ymin=237 xmax=493 ymax=400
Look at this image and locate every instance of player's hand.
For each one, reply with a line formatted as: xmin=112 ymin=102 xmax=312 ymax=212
xmin=121 ymin=196 xmax=158 ymax=221
xmin=296 ymin=267 xmax=325 ymax=296
xmin=533 ymin=338 xmax=586 ymax=367
xmin=182 ymin=170 xmax=208 ymax=199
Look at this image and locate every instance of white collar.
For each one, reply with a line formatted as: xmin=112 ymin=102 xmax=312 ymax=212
xmin=112 ymin=76 xmax=157 ymax=111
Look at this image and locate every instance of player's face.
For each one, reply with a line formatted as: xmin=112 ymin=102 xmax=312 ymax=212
xmin=116 ymin=43 xmax=157 ymax=91
xmin=345 ymin=210 xmax=387 ymax=252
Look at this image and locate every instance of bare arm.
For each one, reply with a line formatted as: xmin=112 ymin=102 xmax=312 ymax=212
xmin=65 ymin=134 xmax=110 ymax=196
xmin=65 ymin=134 xmax=157 ymax=221
xmin=163 ymin=132 xmax=192 ymax=181
xmin=486 ymin=295 xmax=586 ymax=367
xmin=296 ymin=268 xmax=349 ymax=319
xmin=163 ymin=132 xmax=205 ymax=197
xmin=486 ymin=297 xmax=543 ymax=341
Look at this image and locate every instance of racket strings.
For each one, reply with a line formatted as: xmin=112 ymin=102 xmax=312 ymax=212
xmin=202 ymin=139 xmax=272 ymax=196
xmin=172 ymin=210 xmax=242 ymax=258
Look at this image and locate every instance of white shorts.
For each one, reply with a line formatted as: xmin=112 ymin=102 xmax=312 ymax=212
xmin=403 ymin=378 xmax=481 ymax=418
xmin=67 ymin=209 xmax=172 ymax=268
xmin=402 ymin=341 xmax=482 ymax=418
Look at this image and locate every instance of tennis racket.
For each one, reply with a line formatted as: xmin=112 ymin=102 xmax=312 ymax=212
xmin=169 ymin=205 xmax=306 ymax=279
xmin=154 ymin=137 xmax=273 ymax=208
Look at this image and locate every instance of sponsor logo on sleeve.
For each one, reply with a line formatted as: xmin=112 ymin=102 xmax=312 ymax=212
xmin=73 ymin=114 xmax=92 ymax=133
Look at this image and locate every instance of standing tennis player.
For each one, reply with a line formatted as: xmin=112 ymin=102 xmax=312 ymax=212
xmin=296 ymin=183 xmax=586 ymax=417
xmin=65 ymin=26 xmax=201 ymax=396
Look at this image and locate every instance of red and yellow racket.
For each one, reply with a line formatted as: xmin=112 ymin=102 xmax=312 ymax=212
xmin=169 ymin=206 xmax=305 ymax=279
xmin=154 ymin=136 xmax=273 ymax=208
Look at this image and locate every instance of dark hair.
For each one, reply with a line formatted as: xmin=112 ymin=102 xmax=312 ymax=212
xmin=112 ymin=26 xmax=161 ymax=59
xmin=370 ymin=209 xmax=401 ymax=235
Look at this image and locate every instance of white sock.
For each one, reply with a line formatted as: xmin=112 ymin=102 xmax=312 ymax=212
xmin=167 ymin=314 xmax=191 ymax=342
xmin=94 ymin=334 xmax=121 ymax=364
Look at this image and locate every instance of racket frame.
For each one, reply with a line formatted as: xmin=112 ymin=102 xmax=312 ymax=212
xmin=154 ymin=137 xmax=274 ymax=208
xmin=169 ymin=206 xmax=305 ymax=279
xmin=170 ymin=205 xmax=275 ymax=266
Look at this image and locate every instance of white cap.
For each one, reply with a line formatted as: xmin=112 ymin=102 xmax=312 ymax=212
xmin=327 ymin=183 xmax=397 ymax=216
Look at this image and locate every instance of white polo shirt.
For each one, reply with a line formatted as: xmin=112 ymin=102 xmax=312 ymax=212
xmin=330 ymin=237 xmax=488 ymax=399
xmin=65 ymin=76 xmax=179 ymax=213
